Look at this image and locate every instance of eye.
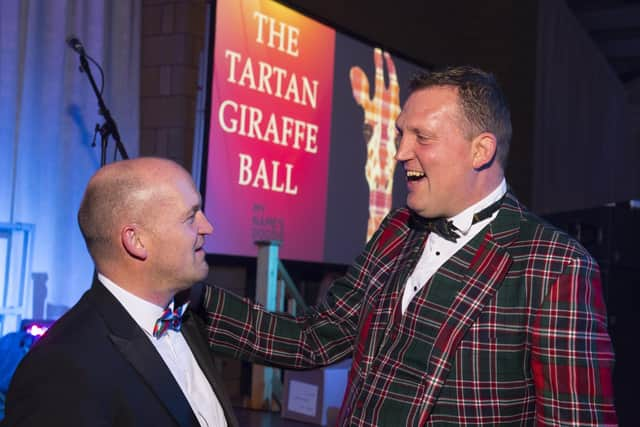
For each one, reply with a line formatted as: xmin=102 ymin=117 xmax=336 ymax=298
xmin=416 ymin=134 xmax=430 ymax=145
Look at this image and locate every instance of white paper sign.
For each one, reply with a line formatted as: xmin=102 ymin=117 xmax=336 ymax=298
xmin=287 ymin=380 xmax=319 ymax=416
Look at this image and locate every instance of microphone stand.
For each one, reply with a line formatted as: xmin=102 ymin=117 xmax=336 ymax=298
xmin=71 ymin=41 xmax=130 ymax=289
xmin=76 ymin=51 xmax=129 ymax=166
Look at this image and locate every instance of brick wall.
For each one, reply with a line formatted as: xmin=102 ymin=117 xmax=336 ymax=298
xmin=140 ymin=0 xmax=207 ymax=170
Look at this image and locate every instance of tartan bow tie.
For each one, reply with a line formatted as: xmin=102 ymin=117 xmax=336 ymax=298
xmin=408 ymin=198 xmax=503 ymax=243
xmin=152 ymin=301 xmax=189 ymax=339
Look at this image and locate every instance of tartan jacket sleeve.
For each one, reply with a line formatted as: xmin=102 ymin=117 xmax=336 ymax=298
xmin=201 ymin=281 xmax=356 ymax=368
xmin=202 ymin=210 xmax=410 ymax=369
xmin=529 ymin=248 xmax=617 ymax=425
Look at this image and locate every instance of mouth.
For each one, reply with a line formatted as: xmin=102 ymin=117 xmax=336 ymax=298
xmin=406 ymin=170 xmax=426 ymax=182
xmin=194 ymin=247 xmax=206 ymax=261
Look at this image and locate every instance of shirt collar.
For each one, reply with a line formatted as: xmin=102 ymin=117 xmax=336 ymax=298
xmin=98 ymin=273 xmax=170 ymax=337
xmin=449 ymin=178 xmax=507 ymax=235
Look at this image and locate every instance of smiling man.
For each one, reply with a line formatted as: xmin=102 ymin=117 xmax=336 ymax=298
xmin=201 ymin=67 xmax=618 ymax=426
xmin=4 ymin=158 xmax=238 ymax=427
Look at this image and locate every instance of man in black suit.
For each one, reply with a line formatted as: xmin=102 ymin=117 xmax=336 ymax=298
xmin=3 ymin=157 xmax=238 ymax=427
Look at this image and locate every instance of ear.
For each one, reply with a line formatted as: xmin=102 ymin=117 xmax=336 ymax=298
xmin=471 ymin=132 xmax=497 ymax=170
xmin=121 ymin=224 xmax=148 ymax=261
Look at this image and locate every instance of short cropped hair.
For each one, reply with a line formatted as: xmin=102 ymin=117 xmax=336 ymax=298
xmin=409 ymin=66 xmax=512 ymax=169
xmin=77 ymin=173 xmax=144 ymax=261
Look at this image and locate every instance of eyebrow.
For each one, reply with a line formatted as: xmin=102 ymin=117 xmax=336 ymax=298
xmin=398 ymin=124 xmax=432 ymax=137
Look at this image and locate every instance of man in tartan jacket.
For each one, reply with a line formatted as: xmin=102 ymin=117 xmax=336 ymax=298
xmin=202 ymin=66 xmax=617 ymax=426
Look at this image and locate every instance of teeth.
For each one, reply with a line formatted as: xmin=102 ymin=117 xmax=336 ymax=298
xmin=406 ymin=170 xmax=425 ymax=182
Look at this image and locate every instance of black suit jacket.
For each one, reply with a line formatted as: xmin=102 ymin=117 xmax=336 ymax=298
xmin=3 ymin=279 xmax=239 ymax=427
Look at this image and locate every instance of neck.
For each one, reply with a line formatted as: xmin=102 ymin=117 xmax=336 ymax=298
xmin=449 ymin=174 xmax=505 ymax=219
xmin=98 ymin=269 xmax=174 ymax=307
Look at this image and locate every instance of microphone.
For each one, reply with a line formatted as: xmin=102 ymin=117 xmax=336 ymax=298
xmin=66 ymin=35 xmax=86 ymax=56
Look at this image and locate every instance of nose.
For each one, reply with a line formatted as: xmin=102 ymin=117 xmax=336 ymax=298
xmin=197 ymin=211 xmax=214 ymax=235
xmin=394 ymin=134 xmax=411 ymax=162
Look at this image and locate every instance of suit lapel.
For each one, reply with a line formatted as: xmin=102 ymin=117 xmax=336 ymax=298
xmin=181 ymin=313 xmax=239 ymax=427
xmin=420 ymin=194 xmax=522 ymax=414
xmin=89 ymin=280 xmax=199 ymax=427
xmin=109 ymin=333 xmax=199 ymax=427
xmin=363 ymin=226 xmax=428 ymax=355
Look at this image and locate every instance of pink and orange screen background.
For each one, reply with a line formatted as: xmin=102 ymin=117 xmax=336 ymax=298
xmin=202 ymin=0 xmax=423 ymax=263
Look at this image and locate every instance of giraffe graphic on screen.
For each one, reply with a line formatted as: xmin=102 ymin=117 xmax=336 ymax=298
xmin=349 ymin=48 xmax=401 ymax=241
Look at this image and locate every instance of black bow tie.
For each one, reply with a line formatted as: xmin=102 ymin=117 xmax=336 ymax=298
xmin=408 ymin=198 xmax=503 ymax=243
xmin=409 ymin=216 xmax=460 ymax=242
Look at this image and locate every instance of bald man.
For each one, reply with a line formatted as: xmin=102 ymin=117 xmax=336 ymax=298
xmin=4 ymin=158 xmax=238 ymax=427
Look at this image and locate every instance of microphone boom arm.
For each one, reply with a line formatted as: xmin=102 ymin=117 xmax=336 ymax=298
xmin=72 ymin=38 xmax=129 ymax=165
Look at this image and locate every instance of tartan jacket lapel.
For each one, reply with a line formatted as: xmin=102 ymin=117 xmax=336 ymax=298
xmin=378 ymin=224 xmax=428 ymax=326
xmin=353 ymin=217 xmax=427 ymax=372
xmin=419 ymin=193 xmax=521 ymax=416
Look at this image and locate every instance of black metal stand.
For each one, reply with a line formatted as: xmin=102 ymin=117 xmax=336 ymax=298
xmin=76 ymin=49 xmax=128 ymax=166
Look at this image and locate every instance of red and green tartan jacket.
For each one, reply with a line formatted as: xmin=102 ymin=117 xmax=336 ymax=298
xmin=203 ymin=192 xmax=618 ymax=426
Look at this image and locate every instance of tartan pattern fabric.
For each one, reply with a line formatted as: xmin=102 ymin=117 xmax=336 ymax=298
xmin=153 ymin=301 xmax=189 ymax=338
xmin=350 ymin=48 xmax=401 ymax=241
xmin=203 ymin=192 xmax=617 ymax=426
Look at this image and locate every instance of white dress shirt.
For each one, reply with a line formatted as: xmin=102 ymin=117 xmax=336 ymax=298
xmin=99 ymin=274 xmax=228 ymax=427
xmin=401 ymin=179 xmax=507 ymax=313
